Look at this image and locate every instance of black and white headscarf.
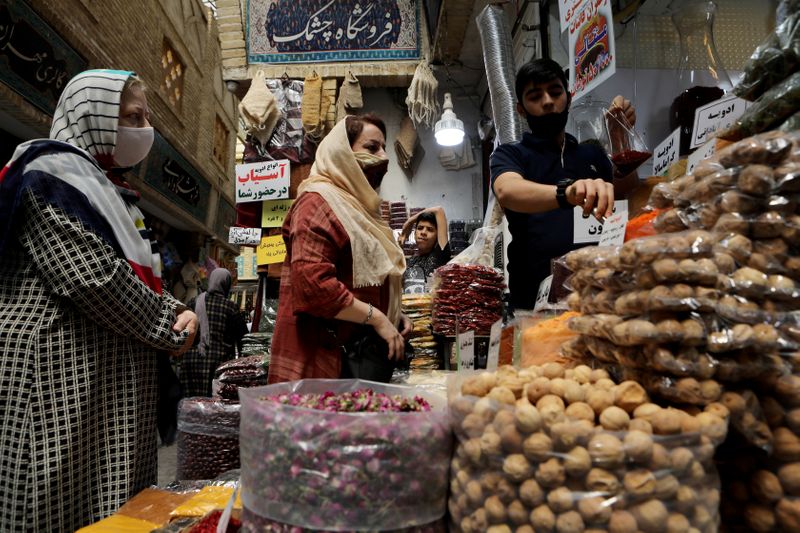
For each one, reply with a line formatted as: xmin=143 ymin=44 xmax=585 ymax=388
xmin=0 ymin=69 xmax=163 ymax=293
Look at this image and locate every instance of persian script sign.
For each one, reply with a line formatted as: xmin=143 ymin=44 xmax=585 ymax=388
xmin=247 ymin=0 xmax=419 ymax=63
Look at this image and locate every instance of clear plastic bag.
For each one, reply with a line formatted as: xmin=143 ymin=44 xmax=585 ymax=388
xmin=605 ymin=107 xmax=652 ymax=178
xmin=720 ymin=72 xmax=800 ymax=142
xmin=717 ymin=130 xmax=796 ymax=168
xmin=448 ymin=366 xmax=725 ymax=532
xmin=618 ymin=230 xmax=715 ymax=269
xmin=564 ymin=245 xmax=621 ymax=272
xmin=610 ymin=366 xmax=724 ymax=406
xmin=734 ymin=11 xmax=800 ymax=101
xmin=238 ymin=380 xmax=452 ymax=531
xmin=448 ymin=225 xmax=502 ymax=267
xmin=176 ymin=398 xmax=241 ymax=481
xmin=213 ymin=355 xmax=269 ymax=402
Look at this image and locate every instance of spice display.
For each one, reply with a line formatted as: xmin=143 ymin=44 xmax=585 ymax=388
xmin=402 ymin=294 xmax=439 ymax=370
xmin=117 ymin=488 xmax=193 ymax=526
xmin=432 ymin=263 xmax=505 ymax=336
xmin=187 ymin=509 xmax=241 ymax=533
xmin=519 ymin=312 xmax=580 ymax=368
xmin=177 ymin=398 xmax=241 ymax=481
xmin=239 ymin=380 xmax=451 ymax=531
xmin=449 ymin=364 xmax=726 ymax=532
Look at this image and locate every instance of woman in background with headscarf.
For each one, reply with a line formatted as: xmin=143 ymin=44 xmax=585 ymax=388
xmin=0 ymin=70 xmax=197 ymax=531
xmin=269 ymin=114 xmax=412 ymax=383
xmin=181 ymin=268 xmax=247 ymax=397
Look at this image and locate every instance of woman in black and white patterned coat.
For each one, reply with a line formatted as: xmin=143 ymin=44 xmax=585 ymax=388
xmin=0 ymin=70 xmax=198 ymax=531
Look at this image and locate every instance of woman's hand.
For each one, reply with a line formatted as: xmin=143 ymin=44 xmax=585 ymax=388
xmin=372 ymin=310 xmax=405 ymax=360
xmin=399 ymin=313 xmax=413 ymax=339
xmin=171 ymin=309 xmax=198 ymax=356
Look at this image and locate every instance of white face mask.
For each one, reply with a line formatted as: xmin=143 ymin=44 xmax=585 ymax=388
xmin=114 ymin=126 xmax=154 ymax=167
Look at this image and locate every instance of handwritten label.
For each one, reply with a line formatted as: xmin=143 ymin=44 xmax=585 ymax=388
xmin=573 ymin=200 xmax=627 ymax=243
xmin=652 ymin=128 xmax=681 ymax=176
xmin=686 ymin=140 xmax=717 ymax=175
xmin=228 ymin=227 xmax=261 ymax=245
xmin=457 ymin=329 xmax=476 ymax=371
xmin=690 ymin=95 xmax=750 ymax=149
xmin=568 ymin=0 xmax=616 ymax=102
xmin=534 ymin=275 xmax=554 ymax=312
xmin=235 ymin=160 xmax=290 ymax=204
xmin=598 ymin=209 xmax=628 ymax=246
xmin=256 ymin=234 xmax=287 ymax=265
xmin=261 ymin=199 xmax=294 ymax=227
xmin=486 ymin=319 xmax=503 ymax=371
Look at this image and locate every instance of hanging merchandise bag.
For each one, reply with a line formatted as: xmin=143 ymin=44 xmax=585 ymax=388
xmin=238 ymin=70 xmax=280 ymax=146
xmin=301 ymin=70 xmax=322 ymax=135
xmin=344 ymin=70 xmax=363 ymax=110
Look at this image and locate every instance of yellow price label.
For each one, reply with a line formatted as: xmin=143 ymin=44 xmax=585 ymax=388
xmin=261 ymin=199 xmax=294 ymax=227
xmin=256 ymin=234 xmax=286 ymax=265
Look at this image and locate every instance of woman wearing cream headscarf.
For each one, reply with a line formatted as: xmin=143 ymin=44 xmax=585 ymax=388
xmin=269 ymin=114 xmax=412 ymax=383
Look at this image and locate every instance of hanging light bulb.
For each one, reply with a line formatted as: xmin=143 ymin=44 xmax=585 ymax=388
xmin=434 ymin=92 xmax=465 ymax=146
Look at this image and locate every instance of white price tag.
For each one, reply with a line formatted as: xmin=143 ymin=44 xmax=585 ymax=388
xmin=686 ymin=140 xmax=717 ymax=175
xmin=652 ymin=128 xmax=681 ymax=176
xmin=486 ymin=319 xmax=503 ymax=371
xmin=573 ymin=200 xmax=627 ymax=243
xmin=457 ymin=330 xmax=475 ymax=372
xmin=534 ymin=275 xmax=554 ymax=312
xmin=228 ymin=227 xmax=261 ymax=245
xmin=598 ymin=209 xmax=628 ymax=246
xmin=690 ymin=95 xmax=750 ymax=150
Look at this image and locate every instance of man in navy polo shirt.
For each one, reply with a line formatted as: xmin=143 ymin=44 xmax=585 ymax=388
xmin=491 ymin=58 xmax=637 ymax=310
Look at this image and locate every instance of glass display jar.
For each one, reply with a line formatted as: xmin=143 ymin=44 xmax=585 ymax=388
xmin=669 ymin=0 xmax=732 ymax=155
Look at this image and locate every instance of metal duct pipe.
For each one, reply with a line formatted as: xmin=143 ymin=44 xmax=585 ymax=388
xmin=476 ymin=4 xmax=524 ymax=146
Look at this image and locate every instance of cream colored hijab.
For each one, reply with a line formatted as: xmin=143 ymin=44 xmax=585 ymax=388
xmin=299 ymin=118 xmax=406 ymax=325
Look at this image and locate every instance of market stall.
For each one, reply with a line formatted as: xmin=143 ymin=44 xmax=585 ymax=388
xmin=76 ymin=1 xmax=800 ymax=532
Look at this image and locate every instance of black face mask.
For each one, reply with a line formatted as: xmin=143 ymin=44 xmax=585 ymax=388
xmin=525 ymin=108 xmax=570 ymax=139
xmin=363 ymin=159 xmax=389 ymax=190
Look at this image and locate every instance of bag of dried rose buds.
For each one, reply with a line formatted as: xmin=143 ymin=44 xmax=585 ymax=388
xmin=238 ymin=379 xmax=452 ymax=531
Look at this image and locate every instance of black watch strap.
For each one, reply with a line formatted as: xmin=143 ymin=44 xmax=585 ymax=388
xmin=556 ymin=179 xmax=574 ymax=209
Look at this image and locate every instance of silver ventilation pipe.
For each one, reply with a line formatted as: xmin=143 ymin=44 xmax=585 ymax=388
xmin=476 ymin=4 xmax=524 ymax=146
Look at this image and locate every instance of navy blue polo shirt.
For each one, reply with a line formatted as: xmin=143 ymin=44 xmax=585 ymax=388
xmin=490 ymin=132 xmax=613 ymax=309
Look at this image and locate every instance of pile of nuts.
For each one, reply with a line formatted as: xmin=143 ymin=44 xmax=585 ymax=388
xmin=565 ymin=132 xmax=800 ymax=414
xmin=176 ymin=397 xmax=241 ymax=481
xmin=718 ymin=375 xmax=800 ymax=531
xmin=449 ymin=363 xmax=728 ymax=532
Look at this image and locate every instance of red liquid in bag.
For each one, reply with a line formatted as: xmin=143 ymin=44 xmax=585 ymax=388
xmin=611 ymin=150 xmax=652 ymax=177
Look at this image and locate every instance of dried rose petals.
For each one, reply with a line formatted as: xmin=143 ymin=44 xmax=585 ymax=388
xmin=263 ymin=389 xmax=432 ymax=413
xmin=239 ymin=382 xmax=451 ymax=531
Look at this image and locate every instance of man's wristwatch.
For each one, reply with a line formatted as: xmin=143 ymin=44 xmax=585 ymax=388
xmin=556 ymin=178 xmax=575 ymax=209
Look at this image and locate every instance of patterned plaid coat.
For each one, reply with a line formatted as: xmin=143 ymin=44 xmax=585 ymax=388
xmin=0 ymin=189 xmax=187 ymax=531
